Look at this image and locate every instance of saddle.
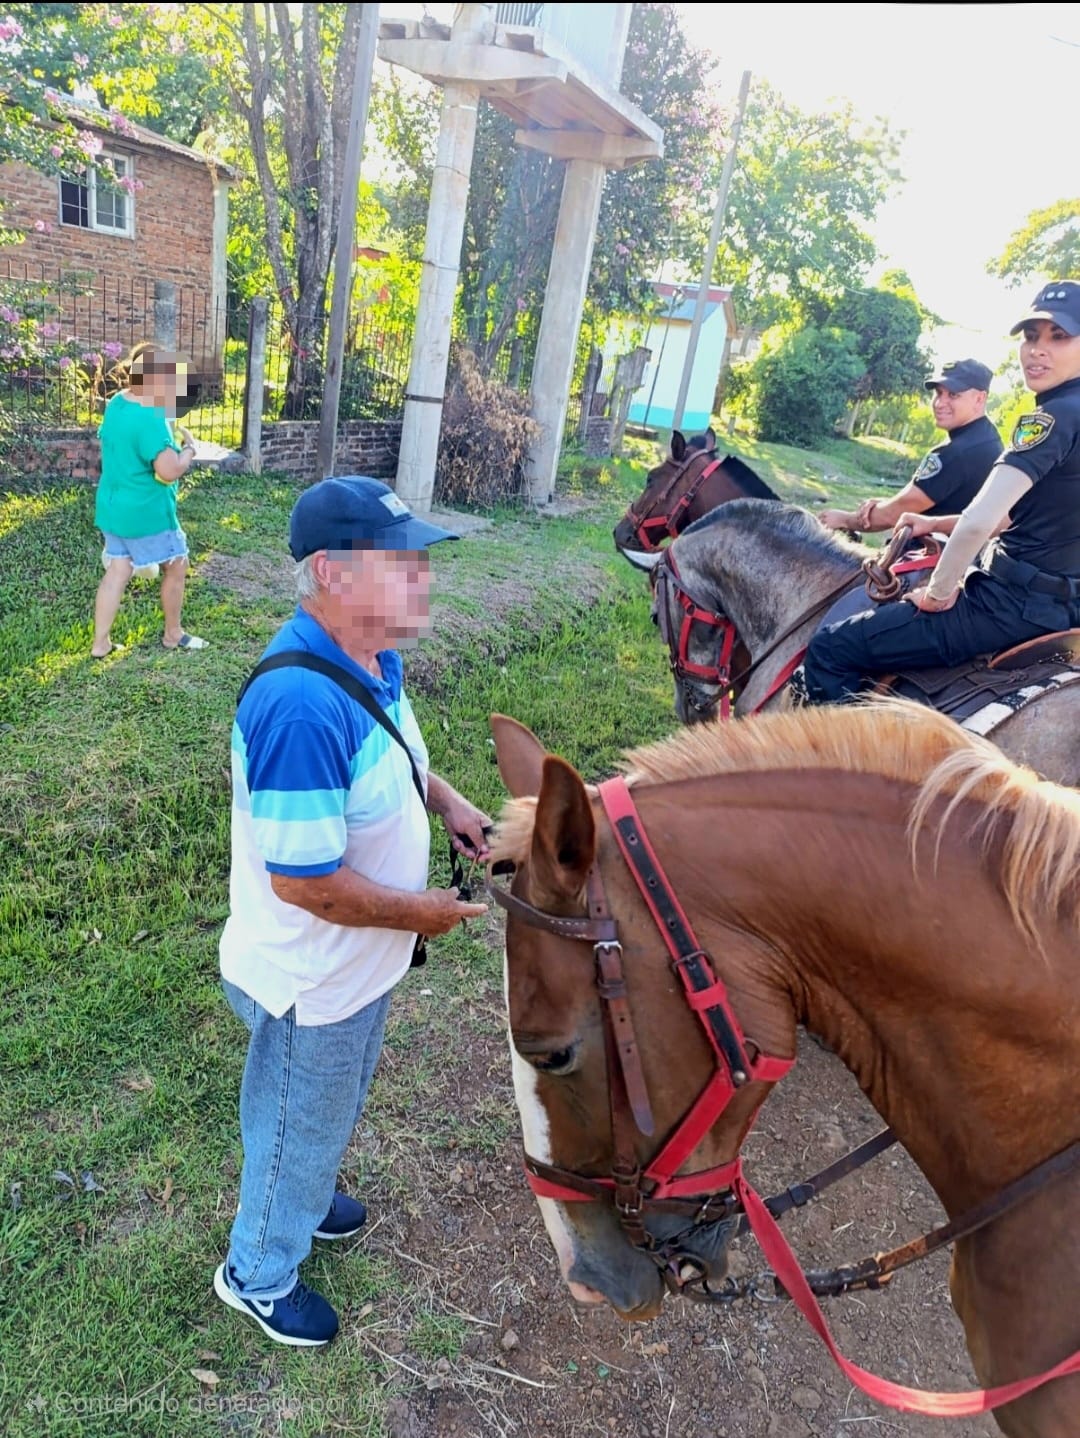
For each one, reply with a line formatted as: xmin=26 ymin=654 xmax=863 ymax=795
xmin=814 ymin=537 xmax=1080 ymax=733
xmin=876 ymin=631 xmax=1080 ymax=731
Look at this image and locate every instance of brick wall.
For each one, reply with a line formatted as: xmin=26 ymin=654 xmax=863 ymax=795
xmin=0 ymin=144 xmax=222 ymax=369
xmin=259 ymin=420 xmax=403 ymax=482
xmin=1 ymin=429 xmax=101 ymax=483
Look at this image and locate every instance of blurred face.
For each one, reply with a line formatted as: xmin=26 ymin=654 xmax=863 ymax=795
xmin=132 ymin=364 xmax=186 ymax=415
xmin=1018 ymin=319 xmax=1080 ymax=394
xmin=929 ymin=384 xmax=985 ymax=431
xmin=320 ymin=548 xmax=432 ymax=647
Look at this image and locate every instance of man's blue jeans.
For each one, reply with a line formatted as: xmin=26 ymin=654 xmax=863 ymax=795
xmin=221 ymin=978 xmax=392 ymax=1300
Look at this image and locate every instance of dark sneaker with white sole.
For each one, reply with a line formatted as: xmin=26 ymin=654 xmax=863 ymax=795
xmin=314 ymin=1192 xmax=367 ymax=1240
xmin=213 ymin=1263 xmax=338 ymax=1346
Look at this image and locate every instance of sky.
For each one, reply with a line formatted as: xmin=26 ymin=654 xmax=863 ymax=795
xmin=673 ymin=2 xmax=1080 ymax=371
xmin=381 ymin=3 xmax=1080 ymax=376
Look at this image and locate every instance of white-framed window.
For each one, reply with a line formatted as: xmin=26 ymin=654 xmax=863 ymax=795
xmin=59 ymin=153 xmax=134 ymax=237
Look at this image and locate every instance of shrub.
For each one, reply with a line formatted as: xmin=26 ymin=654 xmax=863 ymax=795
xmin=434 ymin=350 xmax=540 ymax=508
xmin=746 ymin=324 xmax=866 ymax=446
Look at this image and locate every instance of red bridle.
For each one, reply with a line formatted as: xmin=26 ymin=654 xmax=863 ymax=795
xmin=652 ymin=548 xmax=739 ymax=719
xmin=623 ymin=452 xmax=724 ymax=551
xmin=653 ymin=544 xmax=944 ymax=721
xmin=491 ymin=775 xmax=792 ymax=1250
xmin=488 ymin=775 xmax=1080 ymax=1418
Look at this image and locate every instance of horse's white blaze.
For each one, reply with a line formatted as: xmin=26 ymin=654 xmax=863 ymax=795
xmin=503 ymin=947 xmax=579 ymax=1281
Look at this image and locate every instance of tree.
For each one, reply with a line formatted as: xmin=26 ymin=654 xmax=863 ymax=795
xmin=746 ymin=324 xmax=865 ymax=446
xmin=989 ymin=199 xmax=1080 ymax=288
xmin=828 ymin=286 xmax=928 ymax=434
xmin=371 ymin=3 xmax=729 ymax=372
xmin=709 ymin=81 xmax=902 ymax=330
xmin=164 ymin=5 xmax=364 ymax=417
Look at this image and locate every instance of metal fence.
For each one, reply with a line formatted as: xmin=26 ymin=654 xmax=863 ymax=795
xmin=1 ymin=260 xmax=603 ymax=460
xmin=256 ymin=296 xmax=416 ymax=425
xmin=0 ymin=258 xmax=245 ymax=446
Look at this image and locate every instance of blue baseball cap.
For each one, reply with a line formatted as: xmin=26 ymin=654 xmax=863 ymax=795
xmin=1009 ymin=280 xmax=1080 ymax=338
xmin=288 ymin=477 xmax=458 ymax=560
xmin=924 ymin=358 xmax=993 ymax=393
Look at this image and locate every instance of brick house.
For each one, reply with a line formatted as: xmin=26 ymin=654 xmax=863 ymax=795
xmin=0 ymin=101 xmax=234 ymax=383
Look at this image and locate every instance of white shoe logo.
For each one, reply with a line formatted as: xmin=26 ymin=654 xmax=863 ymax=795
xmin=251 ymin=1297 xmax=275 ymax=1317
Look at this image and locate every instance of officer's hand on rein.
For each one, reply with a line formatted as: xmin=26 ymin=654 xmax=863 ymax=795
xmin=416 ymin=886 xmax=488 ymax=937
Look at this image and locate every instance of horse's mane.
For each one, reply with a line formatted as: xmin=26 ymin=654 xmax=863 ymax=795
xmin=681 ymin=497 xmax=863 ymax=563
xmin=491 ymin=699 xmax=1080 ymax=942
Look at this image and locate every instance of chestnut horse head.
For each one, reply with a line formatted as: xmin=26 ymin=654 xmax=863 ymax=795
xmin=490 ymin=702 xmax=1080 ymax=1434
xmin=614 ymin=428 xmax=779 ymax=565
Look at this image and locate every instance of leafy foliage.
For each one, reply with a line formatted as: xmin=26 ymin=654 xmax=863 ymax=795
xmin=828 ymin=286 xmax=928 ymax=402
xmin=711 ymin=80 xmax=902 ymax=330
xmin=434 ymin=351 xmax=541 ymax=508
xmin=746 ymin=324 xmax=866 ymax=445
xmin=988 ymin=198 xmax=1080 ymax=288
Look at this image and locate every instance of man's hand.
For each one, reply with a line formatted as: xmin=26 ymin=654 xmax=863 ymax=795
xmin=428 ymin=776 xmax=493 ymax=860
xmin=905 ymin=583 xmax=958 ymax=613
xmin=415 ymin=886 xmax=488 ymax=936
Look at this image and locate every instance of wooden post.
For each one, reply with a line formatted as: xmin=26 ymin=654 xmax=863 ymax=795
xmin=577 ymin=344 xmax=602 ymax=442
xmin=672 ymin=70 xmax=752 ymax=433
xmin=242 ymin=297 xmax=268 ymax=474
xmin=317 ymin=4 xmax=379 ymax=481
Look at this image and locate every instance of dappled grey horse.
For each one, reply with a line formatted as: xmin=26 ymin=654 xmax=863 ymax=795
xmin=641 ymin=498 xmax=1080 ymax=788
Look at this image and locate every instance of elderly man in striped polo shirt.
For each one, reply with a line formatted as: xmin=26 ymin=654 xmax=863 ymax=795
xmin=214 ymin=477 xmax=489 ymax=1347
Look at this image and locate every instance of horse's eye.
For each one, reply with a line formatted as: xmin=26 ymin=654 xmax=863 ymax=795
xmin=532 ymin=1045 xmax=579 ymax=1076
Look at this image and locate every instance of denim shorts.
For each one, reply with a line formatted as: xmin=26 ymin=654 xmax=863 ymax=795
xmin=101 ymin=528 xmax=188 ymax=567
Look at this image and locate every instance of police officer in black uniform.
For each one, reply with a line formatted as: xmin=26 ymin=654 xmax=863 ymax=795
xmin=801 ymin=280 xmax=1080 ymax=704
xmin=820 ymin=358 xmax=1001 ymax=533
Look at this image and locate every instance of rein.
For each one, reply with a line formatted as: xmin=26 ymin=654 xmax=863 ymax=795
xmin=655 ymin=548 xmax=863 ymax=718
xmin=624 ymin=452 xmax=724 ymax=551
xmin=656 ymin=533 xmax=942 ymax=719
xmin=490 ymin=777 xmax=1080 ymax=1416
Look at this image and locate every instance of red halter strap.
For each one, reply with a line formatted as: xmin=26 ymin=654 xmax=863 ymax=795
xmin=509 ymin=783 xmax=1080 ymax=1416
xmin=655 ymin=548 xmax=738 ymax=718
xmin=625 ymin=455 xmax=723 ymax=550
xmin=522 ymin=776 xmax=791 ymax=1206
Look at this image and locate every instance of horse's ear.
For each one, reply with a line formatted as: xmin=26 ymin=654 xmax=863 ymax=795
xmin=670 ymin=430 xmax=687 ymax=461
xmin=531 ymin=755 xmax=596 ymax=901
xmin=491 ymin=714 xmax=548 ymax=798
xmin=703 ymin=426 xmax=717 ymax=452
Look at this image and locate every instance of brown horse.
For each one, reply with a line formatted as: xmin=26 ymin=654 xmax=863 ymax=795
xmin=612 ymin=428 xmax=779 ymax=554
xmin=489 ymin=701 xmax=1080 ymax=1437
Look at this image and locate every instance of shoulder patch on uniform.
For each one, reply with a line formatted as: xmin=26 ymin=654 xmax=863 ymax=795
xmin=913 ymin=452 xmax=943 ymax=482
xmin=1010 ymin=410 xmax=1055 ymax=451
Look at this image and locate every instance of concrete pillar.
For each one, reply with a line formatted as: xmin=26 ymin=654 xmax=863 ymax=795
xmin=525 ymin=3 xmax=633 ymax=505
xmin=210 ymin=178 xmax=231 ymax=372
xmin=395 ymin=4 xmax=492 ymax=512
xmin=525 ymin=160 xmax=606 ymax=504
xmin=153 ymin=280 xmax=177 ymax=352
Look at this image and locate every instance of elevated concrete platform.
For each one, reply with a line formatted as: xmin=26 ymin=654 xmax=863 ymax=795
xmin=378 ymin=18 xmax=662 ymax=168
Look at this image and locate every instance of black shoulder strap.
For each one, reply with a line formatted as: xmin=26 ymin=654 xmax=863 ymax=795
xmin=238 ymin=650 xmax=426 ymax=808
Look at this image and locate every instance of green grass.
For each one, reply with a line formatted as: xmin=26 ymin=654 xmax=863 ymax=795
xmin=0 ymin=454 xmax=677 ymax=1437
xmin=0 ymin=432 xmax=910 ymax=1434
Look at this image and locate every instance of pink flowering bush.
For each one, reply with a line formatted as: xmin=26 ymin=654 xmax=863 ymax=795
xmin=0 ymin=272 xmax=101 ymax=424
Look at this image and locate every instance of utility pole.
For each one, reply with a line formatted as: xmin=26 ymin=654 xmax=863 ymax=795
xmin=317 ymin=4 xmax=379 ymax=481
xmin=671 ymin=69 xmax=751 ymax=435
